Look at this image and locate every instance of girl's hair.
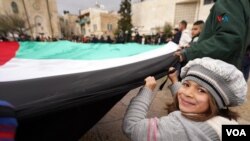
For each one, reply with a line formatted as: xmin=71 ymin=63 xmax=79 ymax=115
xmin=166 ymin=92 xmax=239 ymax=122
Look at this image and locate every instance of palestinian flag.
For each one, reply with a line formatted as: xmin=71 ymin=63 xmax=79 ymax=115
xmin=0 ymin=41 xmax=178 ymax=141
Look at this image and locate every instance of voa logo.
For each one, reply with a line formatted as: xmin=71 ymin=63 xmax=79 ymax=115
xmin=226 ymin=129 xmax=246 ymax=136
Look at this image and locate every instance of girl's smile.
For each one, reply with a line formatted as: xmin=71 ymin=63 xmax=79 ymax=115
xmin=178 ymin=80 xmax=210 ymax=114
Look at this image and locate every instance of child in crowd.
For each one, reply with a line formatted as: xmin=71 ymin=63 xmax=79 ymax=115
xmin=123 ymin=57 xmax=247 ymax=141
xmin=0 ymin=100 xmax=18 ymax=141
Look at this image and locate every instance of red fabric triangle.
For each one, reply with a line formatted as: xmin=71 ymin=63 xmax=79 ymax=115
xmin=0 ymin=42 xmax=19 ymax=66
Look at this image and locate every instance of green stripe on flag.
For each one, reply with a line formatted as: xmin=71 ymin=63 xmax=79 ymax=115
xmin=16 ymin=41 xmax=163 ymax=60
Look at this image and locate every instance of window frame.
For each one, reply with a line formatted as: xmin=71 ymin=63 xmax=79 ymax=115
xmin=11 ymin=1 xmax=19 ymax=14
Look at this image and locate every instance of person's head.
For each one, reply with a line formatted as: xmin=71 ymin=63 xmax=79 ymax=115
xmin=171 ymin=57 xmax=247 ymax=121
xmin=173 ymin=28 xmax=179 ymax=35
xmin=179 ymin=20 xmax=187 ymax=31
xmin=191 ymin=20 xmax=204 ymax=37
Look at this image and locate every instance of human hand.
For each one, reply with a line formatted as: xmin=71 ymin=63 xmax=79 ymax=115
xmin=174 ymin=50 xmax=184 ymax=62
xmin=144 ymin=76 xmax=157 ymax=91
xmin=168 ymin=67 xmax=178 ymax=84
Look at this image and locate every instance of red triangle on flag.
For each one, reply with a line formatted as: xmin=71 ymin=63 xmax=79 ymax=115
xmin=0 ymin=42 xmax=19 ymax=66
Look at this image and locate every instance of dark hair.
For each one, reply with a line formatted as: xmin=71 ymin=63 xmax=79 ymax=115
xmin=174 ymin=28 xmax=179 ymax=32
xmin=180 ymin=20 xmax=187 ymax=28
xmin=193 ymin=20 xmax=204 ymax=26
xmin=166 ymin=92 xmax=239 ymax=122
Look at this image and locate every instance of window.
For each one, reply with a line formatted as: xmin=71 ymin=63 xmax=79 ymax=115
xmin=107 ymin=24 xmax=112 ymax=31
xmin=11 ymin=1 xmax=19 ymax=14
xmin=175 ymin=2 xmax=196 ymax=25
xmin=204 ymin=0 xmax=214 ymax=5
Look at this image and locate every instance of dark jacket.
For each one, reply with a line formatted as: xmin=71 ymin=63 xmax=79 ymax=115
xmin=172 ymin=31 xmax=182 ymax=44
xmin=183 ymin=0 xmax=250 ymax=69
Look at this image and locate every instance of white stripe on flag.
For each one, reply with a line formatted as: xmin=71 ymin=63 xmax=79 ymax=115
xmin=0 ymin=42 xmax=178 ymax=81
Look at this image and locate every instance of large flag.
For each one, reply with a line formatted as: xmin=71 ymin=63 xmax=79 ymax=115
xmin=0 ymin=41 xmax=178 ymax=141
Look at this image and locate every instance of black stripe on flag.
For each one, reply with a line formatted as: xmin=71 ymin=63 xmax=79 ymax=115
xmin=0 ymin=106 xmax=16 ymax=117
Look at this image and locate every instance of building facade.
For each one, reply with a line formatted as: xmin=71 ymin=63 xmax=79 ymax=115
xmin=79 ymin=4 xmax=119 ymax=38
xmin=132 ymin=0 xmax=214 ymax=35
xmin=0 ymin=0 xmax=61 ymax=39
xmin=59 ymin=13 xmax=81 ymax=38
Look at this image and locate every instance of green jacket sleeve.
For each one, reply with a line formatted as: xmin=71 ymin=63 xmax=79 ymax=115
xmin=184 ymin=0 xmax=248 ymax=68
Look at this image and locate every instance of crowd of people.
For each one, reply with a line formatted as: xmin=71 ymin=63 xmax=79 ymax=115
xmin=0 ymin=32 xmax=167 ymax=45
xmin=0 ymin=20 xmax=205 ymax=46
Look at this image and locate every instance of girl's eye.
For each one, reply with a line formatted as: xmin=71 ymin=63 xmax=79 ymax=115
xmin=198 ymin=88 xmax=206 ymax=93
xmin=182 ymin=82 xmax=189 ymax=87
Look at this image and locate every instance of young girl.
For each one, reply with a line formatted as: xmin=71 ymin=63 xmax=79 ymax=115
xmin=123 ymin=57 xmax=247 ymax=141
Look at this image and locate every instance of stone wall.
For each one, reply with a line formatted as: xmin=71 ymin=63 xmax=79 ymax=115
xmin=80 ymin=8 xmax=119 ymax=38
xmin=132 ymin=0 xmax=213 ymax=34
xmin=0 ymin=0 xmax=61 ymax=38
xmin=61 ymin=14 xmax=81 ymax=36
xmin=198 ymin=0 xmax=213 ymax=21
xmin=100 ymin=13 xmax=119 ymax=38
xmin=132 ymin=0 xmax=175 ymax=35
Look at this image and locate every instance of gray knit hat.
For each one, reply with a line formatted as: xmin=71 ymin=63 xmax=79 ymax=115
xmin=180 ymin=57 xmax=247 ymax=109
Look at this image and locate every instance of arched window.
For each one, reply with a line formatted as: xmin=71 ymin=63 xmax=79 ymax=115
xmin=11 ymin=2 xmax=19 ymax=14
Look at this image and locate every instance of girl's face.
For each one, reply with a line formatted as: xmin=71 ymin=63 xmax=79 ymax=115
xmin=177 ymin=80 xmax=210 ymax=114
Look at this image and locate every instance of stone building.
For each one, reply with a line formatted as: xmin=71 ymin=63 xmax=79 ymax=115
xmin=132 ymin=0 xmax=214 ymax=35
xmin=0 ymin=0 xmax=61 ymax=39
xmin=59 ymin=12 xmax=81 ymax=38
xmin=79 ymin=4 xmax=119 ymax=39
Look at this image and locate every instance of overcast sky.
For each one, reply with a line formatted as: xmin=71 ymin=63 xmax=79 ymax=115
xmin=56 ymin=0 xmax=122 ymax=15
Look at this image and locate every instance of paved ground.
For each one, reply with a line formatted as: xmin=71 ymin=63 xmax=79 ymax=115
xmin=80 ymin=77 xmax=250 ymax=141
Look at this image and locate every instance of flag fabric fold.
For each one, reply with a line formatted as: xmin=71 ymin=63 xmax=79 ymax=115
xmin=0 ymin=41 xmax=178 ymax=141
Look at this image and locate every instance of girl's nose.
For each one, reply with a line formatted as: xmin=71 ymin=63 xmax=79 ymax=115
xmin=183 ymin=87 xmax=194 ymax=98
